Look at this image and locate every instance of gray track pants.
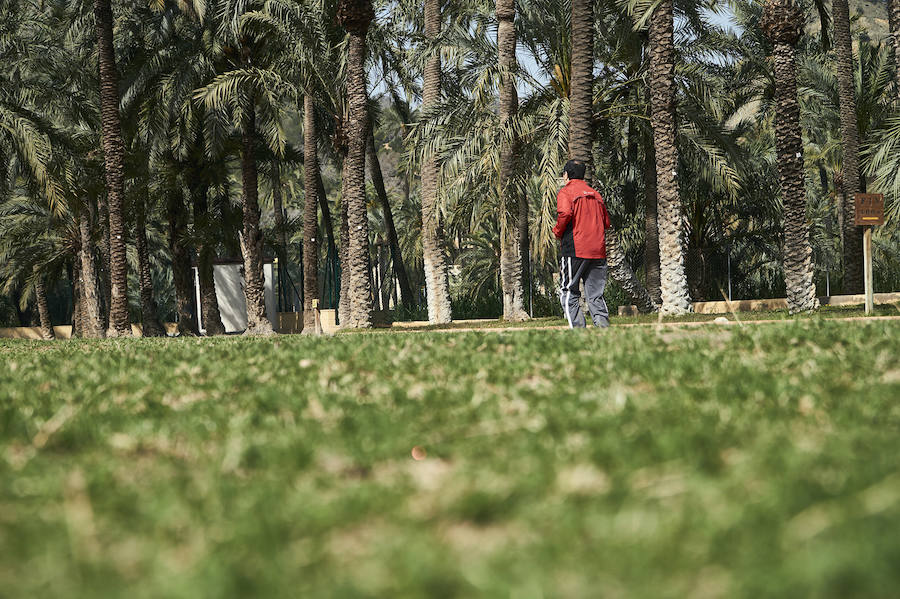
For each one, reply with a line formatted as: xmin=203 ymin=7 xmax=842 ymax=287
xmin=559 ymin=256 xmax=609 ymax=328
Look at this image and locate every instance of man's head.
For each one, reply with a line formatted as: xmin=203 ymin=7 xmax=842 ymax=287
xmin=561 ymin=159 xmax=586 ymax=182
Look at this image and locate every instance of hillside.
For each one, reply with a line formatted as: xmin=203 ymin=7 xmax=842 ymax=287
xmin=807 ymin=0 xmax=892 ymax=41
xmin=853 ymin=0 xmax=890 ymax=41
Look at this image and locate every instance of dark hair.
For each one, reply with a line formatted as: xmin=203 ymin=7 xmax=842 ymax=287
xmin=562 ymin=159 xmax=586 ymax=180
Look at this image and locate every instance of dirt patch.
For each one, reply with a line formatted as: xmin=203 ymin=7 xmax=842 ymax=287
xmin=439 ymin=521 xmax=533 ymax=555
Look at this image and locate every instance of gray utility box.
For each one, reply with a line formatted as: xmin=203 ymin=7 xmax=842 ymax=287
xmin=192 ymin=260 xmax=277 ymax=334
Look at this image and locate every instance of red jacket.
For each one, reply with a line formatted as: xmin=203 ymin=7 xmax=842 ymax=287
xmin=553 ymin=179 xmax=611 ymax=259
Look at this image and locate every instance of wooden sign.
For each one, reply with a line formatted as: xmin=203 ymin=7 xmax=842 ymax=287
xmin=855 ymin=193 xmax=884 ymax=226
xmin=855 ymin=194 xmax=883 ymax=314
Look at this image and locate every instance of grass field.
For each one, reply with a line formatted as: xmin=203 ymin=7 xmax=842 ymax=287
xmin=382 ymin=303 xmax=900 ymax=332
xmin=2 ymin=318 xmax=900 ymax=598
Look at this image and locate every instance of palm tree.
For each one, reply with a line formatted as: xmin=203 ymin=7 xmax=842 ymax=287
xmin=269 ymin=163 xmax=290 ymax=309
xmin=191 ymin=170 xmax=226 ymax=337
xmin=647 ymin=0 xmax=692 ymax=314
xmin=243 ymin=0 xmax=322 ymax=331
xmin=0 ymin=4 xmax=71 ymax=338
xmin=569 ymin=0 xmax=593 ymax=175
xmin=315 ymin=167 xmax=340 ymax=309
xmin=367 ymin=121 xmax=416 ymax=309
xmin=242 ymin=0 xmax=353 ymax=325
xmin=33 ymin=267 xmax=54 ymax=339
xmin=338 ymin=130 xmax=351 ymax=325
xmin=643 ymin=141 xmax=662 ymax=305
xmin=123 ymin=23 xmax=203 ymax=336
xmin=77 ymin=197 xmax=106 ymax=338
xmin=238 ymin=100 xmax=276 ymax=335
xmin=421 ymin=0 xmax=453 ymax=324
xmin=184 ymin=162 xmax=226 ymax=337
xmin=159 ymin=167 xmax=200 ymax=336
xmin=337 ymin=0 xmax=375 ymax=328
xmin=150 ymin=2 xmax=265 ymax=337
xmin=1 ymin=0 xmax=107 ymax=338
xmin=892 ymin=0 xmax=900 ymax=95
xmin=0 ymin=194 xmax=74 ymax=339
xmin=135 ymin=183 xmax=166 ymax=337
xmin=196 ymin=1 xmax=294 ymax=336
xmin=567 ymin=0 xmax=656 ymax=314
xmin=832 ymin=0 xmax=865 ymax=293
xmin=497 ymin=0 xmax=528 ymax=321
xmin=303 ymin=94 xmax=321 ymax=333
xmin=760 ymin=0 xmax=819 ymax=312
xmin=93 ymin=0 xmax=131 ymax=336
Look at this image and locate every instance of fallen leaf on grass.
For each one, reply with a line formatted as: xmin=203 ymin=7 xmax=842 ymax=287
xmin=784 ymin=473 xmax=900 ymax=543
xmin=440 ymin=521 xmax=531 ymax=555
xmin=881 ymin=370 xmax=900 ymax=384
xmin=32 ymin=404 xmax=76 ymax=449
xmin=63 ymin=469 xmax=99 ymax=562
xmin=630 ymin=463 xmax=688 ymax=499
xmin=556 ymin=463 xmax=611 ymax=496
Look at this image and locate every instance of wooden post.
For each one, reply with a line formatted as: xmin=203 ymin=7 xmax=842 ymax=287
xmin=854 ymin=193 xmax=883 ymax=316
xmin=312 ymin=298 xmax=322 ymax=335
xmin=863 ymin=226 xmax=874 ymax=314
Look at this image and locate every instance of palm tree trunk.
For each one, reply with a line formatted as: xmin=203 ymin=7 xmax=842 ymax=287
xmin=606 ymin=235 xmax=657 ymax=313
xmin=94 ymin=0 xmax=131 ymax=336
xmin=569 ymin=0 xmax=594 ymax=177
xmin=316 ymin=168 xmax=339 ymax=311
xmin=773 ymin=42 xmax=819 ymax=311
xmin=34 ymin=267 xmax=54 ymax=340
xmin=72 ymin=258 xmax=83 ymax=338
xmin=686 ymin=247 xmax=704 ymax=301
xmin=517 ymin=170 xmax=533 ymax=310
xmin=367 ymin=122 xmax=415 ymax=308
xmin=303 ymin=94 xmax=321 ymax=333
xmin=569 ymin=0 xmax=655 ymax=314
xmin=167 ymin=182 xmax=199 ymax=336
xmin=648 ymin=0 xmax=692 ymax=314
xmin=78 ymin=203 xmax=105 ymax=338
xmin=644 ymin=142 xmax=662 ymax=305
xmin=381 ymin=245 xmax=392 ymax=309
xmin=239 ymin=105 xmax=275 ymax=335
xmin=11 ymin=288 xmax=25 ymax=327
xmin=271 ymin=163 xmax=289 ymax=310
xmin=763 ymin=0 xmax=819 ymax=312
xmin=833 ymin=0 xmax=864 ymax=293
xmin=271 ymin=168 xmax=288 ymax=262
xmin=891 ymin=0 xmax=900 ymax=98
xmin=368 ymin=252 xmax=378 ymax=311
xmin=316 ymin=169 xmax=336 ymax=256
xmin=221 ymin=181 xmax=242 ymax=258
xmin=136 ymin=189 xmax=166 ymax=337
xmin=623 ymin=120 xmax=639 ymax=213
xmin=421 ymin=0 xmax=453 ymax=324
xmin=497 ymin=0 xmax=528 ymax=321
xmin=518 ymin=149 xmax=530 ymax=315
xmin=316 ymin=169 xmax=341 ymax=307
xmin=95 ymin=196 xmax=111 ymax=330
xmin=341 ymin=3 xmax=375 ymax=329
xmin=338 ymin=157 xmax=351 ymax=325
xmin=192 ymin=172 xmax=226 ymax=336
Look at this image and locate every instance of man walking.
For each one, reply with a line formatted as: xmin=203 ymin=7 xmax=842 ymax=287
xmin=553 ymin=160 xmax=611 ymax=328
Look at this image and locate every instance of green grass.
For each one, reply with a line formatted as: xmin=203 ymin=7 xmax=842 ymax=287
xmin=2 ymin=320 xmax=900 ymax=598
xmin=369 ymin=302 xmax=900 ymax=332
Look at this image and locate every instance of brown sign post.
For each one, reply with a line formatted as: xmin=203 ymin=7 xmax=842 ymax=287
xmin=855 ymin=194 xmax=885 ymax=226
xmin=855 ymin=193 xmax=884 ymax=314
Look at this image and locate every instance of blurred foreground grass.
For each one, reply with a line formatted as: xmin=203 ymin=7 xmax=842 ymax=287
xmin=2 ymin=319 xmax=900 ymax=598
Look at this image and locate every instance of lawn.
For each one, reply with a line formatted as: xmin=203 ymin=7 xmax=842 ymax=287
xmin=2 ymin=319 xmax=900 ymax=598
xmin=382 ymin=302 xmax=900 ymax=332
